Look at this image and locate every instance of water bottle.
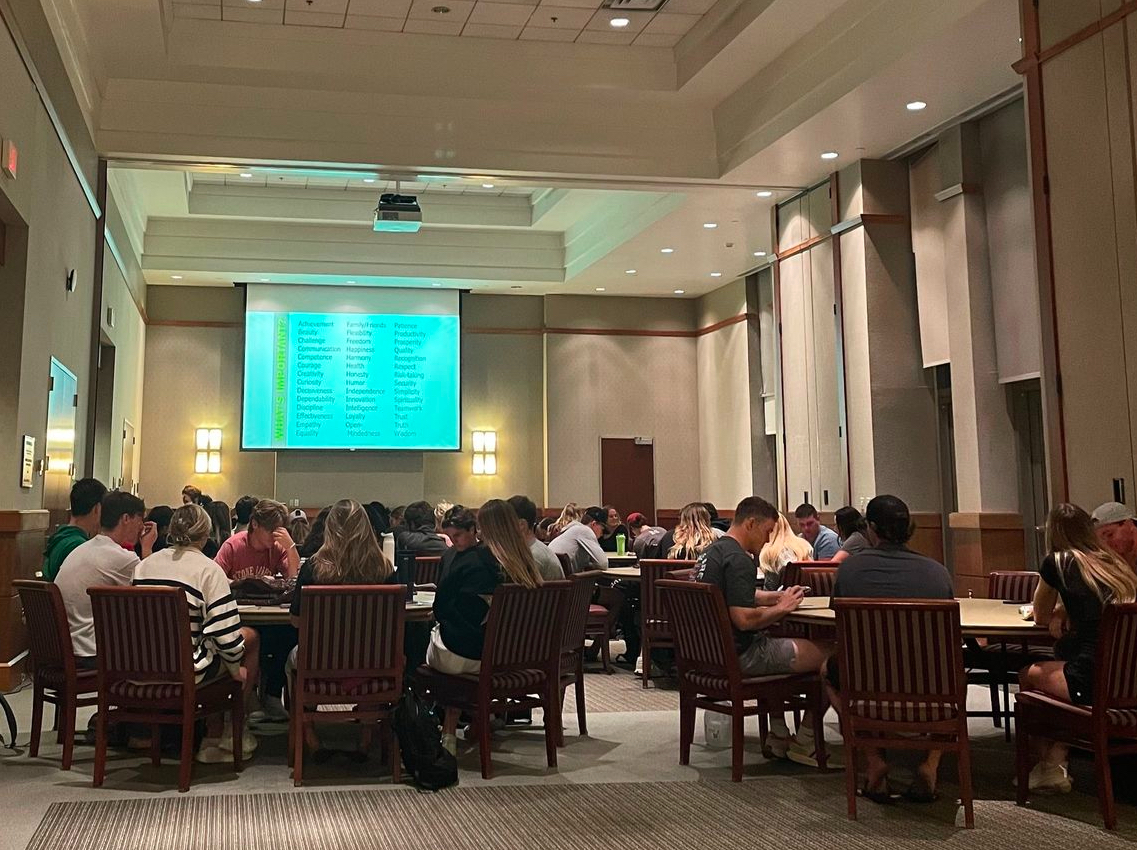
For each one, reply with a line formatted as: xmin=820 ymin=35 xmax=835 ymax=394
xmin=616 ymin=533 xmax=626 ymax=556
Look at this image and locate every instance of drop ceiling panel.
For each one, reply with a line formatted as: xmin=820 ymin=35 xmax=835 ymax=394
xmin=284 ymin=9 xmax=347 ymax=25
xmin=225 ymin=7 xmax=287 ymax=22
xmin=223 ymin=0 xmax=283 ymax=7
xmin=173 ymin=3 xmax=222 ymax=20
xmin=641 ymin=12 xmax=698 ymax=34
xmin=633 ymin=31 xmax=680 ymax=46
xmin=287 ymin=0 xmax=349 ymax=12
xmin=467 ymin=2 xmax=534 ymax=25
xmin=408 ymin=0 xmax=474 ymax=19
xmin=528 ymin=6 xmax=590 ymax=27
xmin=403 ymin=17 xmax=465 ymax=32
xmin=584 ymin=8 xmax=650 ymax=32
xmin=578 ymin=29 xmax=636 ymax=44
xmin=463 ymin=22 xmax=525 ymax=37
xmin=518 ymin=25 xmax=577 ymax=40
xmin=347 ymin=0 xmax=410 ymax=15
xmin=345 ymin=13 xmax=403 ymax=27
xmin=657 ymin=0 xmax=715 ymax=14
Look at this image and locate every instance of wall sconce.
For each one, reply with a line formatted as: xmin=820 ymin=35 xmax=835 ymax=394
xmin=194 ymin=428 xmax=222 ymax=474
xmin=472 ymin=430 xmax=497 ymax=475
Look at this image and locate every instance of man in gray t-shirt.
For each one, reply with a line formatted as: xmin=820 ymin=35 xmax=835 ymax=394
xmin=548 ymin=507 xmax=609 ymax=574
xmin=795 ymin=503 xmax=840 ymax=560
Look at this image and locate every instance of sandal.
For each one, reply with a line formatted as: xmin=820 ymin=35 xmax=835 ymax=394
xmin=858 ymin=779 xmax=900 ymax=805
xmin=903 ymin=776 xmax=940 ymax=804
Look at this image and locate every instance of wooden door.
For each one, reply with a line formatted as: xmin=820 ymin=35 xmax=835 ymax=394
xmin=600 ymin=438 xmax=655 ymax=523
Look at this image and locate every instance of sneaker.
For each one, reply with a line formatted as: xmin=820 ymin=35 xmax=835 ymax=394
xmin=787 ymin=734 xmax=844 ymax=770
xmin=764 ymin=731 xmax=790 ymax=760
xmin=219 ymin=732 xmax=258 ymax=758
xmin=247 ymin=691 xmax=266 ymax=722
xmin=441 ymin=733 xmax=457 ymax=756
xmin=261 ymin=695 xmax=289 ymax=722
xmin=195 ymin=738 xmax=229 ymax=764
xmin=1022 ymin=761 xmax=1073 ymax=793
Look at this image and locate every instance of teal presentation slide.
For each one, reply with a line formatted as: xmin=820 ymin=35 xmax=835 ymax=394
xmin=242 ymin=311 xmax=460 ymax=450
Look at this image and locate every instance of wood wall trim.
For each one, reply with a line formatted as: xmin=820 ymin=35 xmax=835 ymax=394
xmin=948 ymin=511 xmax=1024 ymax=530
xmin=774 ymin=233 xmax=830 ymax=262
xmin=1013 ymin=0 xmax=1137 ymax=74
xmin=464 ymin=326 xmax=544 ymax=336
xmin=0 ymin=510 xmax=50 ymax=533
xmin=148 ymin=319 xmax=243 ymax=329
xmin=933 ymin=183 xmax=982 ymax=202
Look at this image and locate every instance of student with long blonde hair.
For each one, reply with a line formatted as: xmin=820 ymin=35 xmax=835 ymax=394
xmin=759 ymin=514 xmax=814 ymax=589
xmin=477 ymin=499 xmax=544 ymax=588
xmin=1020 ymin=503 xmax=1137 ymax=793
xmin=552 ymin=502 xmax=582 ymax=534
xmin=665 ymin=503 xmax=718 ymax=560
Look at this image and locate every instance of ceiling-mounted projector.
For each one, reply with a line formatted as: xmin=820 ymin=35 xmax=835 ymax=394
xmin=374 ymin=193 xmax=422 ymax=233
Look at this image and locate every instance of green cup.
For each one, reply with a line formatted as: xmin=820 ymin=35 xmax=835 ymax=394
xmin=616 ymin=533 xmax=626 ymax=556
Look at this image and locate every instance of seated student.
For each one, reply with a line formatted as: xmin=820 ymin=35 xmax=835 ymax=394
xmin=288 ymin=499 xmax=397 ymax=760
xmin=694 ymin=496 xmax=834 ymax=767
xmin=297 ymin=506 xmax=330 ymax=562
xmin=598 ymin=505 xmax=630 ymax=553
xmin=232 ymin=495 xmax=258 ymax=535
xmin=214 ymin=499 xmax=299 ymax=580
xmin=133 ymin=504 xmax=260 ymax=762
xmin=434 ymin=500 xmax=455 ymax=548
xmin=389 ymin=505 xmax=406 ymax=530
xmin=795 ymin=503 xmax=841 ymax=560
xmin=288 ymin=509 xmax=311 ymax=550
xmin=143 ymin=505 xmax=175 ymax=555
xmin=438 ymin=505 xmax=495 ymax=584
xmin=535 ymin=516 xmax=556 ymax=543
xmin=205 ymin=500 xmax=232 ymax=557
xmin=627 ymin=513 xmax=666 ymax=558
xmin=758 ymin=514 xmax=813 ymax=590
xmin=43 ymin=478 xmax=108 ymax=581
xmin=1019 ymin=503 xmax=1137 ymax=793
xmin=660 ymin=503 xmax=717 ymax=561
xmin=830 ymin=506 xmax=870 ymax=564
xmin=508 ymin=495 xmax=567 ymax=580
xmin=394 ymin=500 xmax=448 ymax=555
xmin=182 ymin=485 xmax=202 ymax=506
xmin=55 ymin=491 xmax=157 ymax=664
xmin=551 ymin=502 xmax=582 ymax=536
xmin=704 ymin=502 xmax=731 ymax=534
xmin=548 ymin=505 xmax=609 ymax=573
xmin=428 ymin=499 xmax=545 ymax=753
xmin=829 ymin=494 xmax=953 ymax=802
xmin=1091 ymin=501 xmax=1137 ymax=572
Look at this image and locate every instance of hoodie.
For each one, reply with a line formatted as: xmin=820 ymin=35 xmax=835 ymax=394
xmin=42 ymin=524 xmax=90 ymax=581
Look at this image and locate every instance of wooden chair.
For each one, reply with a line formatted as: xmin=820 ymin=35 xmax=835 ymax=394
xmin=783 ymin=560 xmax=838 ymax=590
xmin=659 ymin=579 xmax=829 ymax=781
xmin=289 ymin=585 xmax=406 ymax=786
xmin=87 ymin=586 xmax=243 ymax=792
xmin=555 ymin=552 xmax=573 ymax=578
xmin=1015 ymin=602 xmax=1137 ymax=830
xmin=583 ymin=561 xmax=620 ymax=674
xmin=559 ymin=571 xmax=600 ymax=744
xmin=834 ymin=598 xmax=974 ymax=827
xmin=666 ymin=568 xmax=695 ymax=581
xmin=640 ymin=559 xmax=695 ymax=689
xmin=415 ymin=556 xmax=442 ymax=587
xmin=415 ymin=581 xmax=571 ymax=778
xmin=801 ymin=566 xmax=838 ymax=597
xmin=14 ymin=580 xmax=99 ymax=769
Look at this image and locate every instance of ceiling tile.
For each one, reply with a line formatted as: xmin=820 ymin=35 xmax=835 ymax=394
xmin=633 ymin=30 xmax=680 ymax=46
xmin=223 ymin=0 xmax=282 ymax=7
xmin=467 ymin=2 xmax=533 ymax=25
xmin=408 ymin=0 xmax=473 ymax=19
xmin=641 ymin=12 xmax=698 ymax=34
xmin=346 ymin=0 xmax=410 ymax=16
xmin=403 ymin=17 xmax=466 ymax=32
xmin=284 ymin=9 xmax=347 ymax=24
xmin=577 ymin=28 xmax=636 ymax=43
xmin=462 ymin=22 xmax=524 ymax=37
xmin=173 ymin=4 xmax=223 ymax=20
xmin=584 ymin=8 xmax=650 ymax=32
xmin=526 ymin=5 xmax=589 ymax=28
xmin=286 ymin=0 xmax=348 ymax=11
xmin=656 ymin=0 xmax=714 ymax=14
xmin=536 ymin=0 xmax=598 ymax=8
xmin=518 ymin=25 xmax=578 ymax=40
xmin=346 ymin=13 xmax=404 ymax=27
xmin=224 ymin=7 xmax=287 ymax=22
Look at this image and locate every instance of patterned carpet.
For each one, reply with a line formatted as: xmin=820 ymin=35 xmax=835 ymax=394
xmin=566 ymin=668 xmax=680 ymax=713
xmin=26 ymin=778 xmax=1137 ymax=850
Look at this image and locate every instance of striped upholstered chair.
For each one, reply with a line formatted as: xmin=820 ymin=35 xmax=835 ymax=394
xmin=289 ymin=584 xmax=406 ymax=786
xmin=833 ymin=598 xmax=974 ymax=827
xmin=415 ymin=581 xmax=571 ymax=778
xmin=414 ymin=556 xmax=442 ymax=587
xmin=15 ymin=580 xmax=99 ymax=769
xmin=87 ymin=586 xmax=243 ymax=792
xmin=1016 ymin=602 xmax=1137 ymax=830
xmin=640 ymin=559 xmax=695 ymax=689
xmin=801 ymin=566 xmax=838 ymax=597
xmin=659 ymin=579 xmax=829 ymax=782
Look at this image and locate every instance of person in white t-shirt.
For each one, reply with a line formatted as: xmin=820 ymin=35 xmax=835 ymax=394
xmin=55 ymin=491 xmax=156 ymax=664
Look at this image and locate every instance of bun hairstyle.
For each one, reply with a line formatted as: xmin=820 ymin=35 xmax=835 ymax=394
xmin=168 ymin=504 xmax=212 ymax=548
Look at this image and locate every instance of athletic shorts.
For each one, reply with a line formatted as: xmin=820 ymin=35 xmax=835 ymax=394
xmin=738 ymin=635 xmax=797 ymax=677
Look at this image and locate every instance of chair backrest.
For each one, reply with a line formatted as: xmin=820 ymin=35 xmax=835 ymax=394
xmin=296 ymin=584 xmax=406 ymax=685
xmin=801 ymin=566 xmax=838 ymax=597
xmin=666 ymin=567 xmax=695 ymax=582
xmin=415 ymin=556 xmax=442 ymax=586
xmin=555 ymin=552 xmax=573 ymax=578
xmin=1094 ymin=602 xmax=1137 ymax=713
xmin=641 ymin=559 xmax=695 ymax=627
xmin=658 ymin=579 xmax=738 ymax=683
xmin=987 ymin=570 xmax=1039 ymax=603
xmin=834 ymin=598 xmax=965 ymax=720
xmin=563 ymin=571 xmax=600 ymax=655
xmin=88 ymin=586 xmax=193 ymax=684
xmin=15 ymin=580 xmax=74 ymax=673
xmin=481 ymin=582 xmax=570 ymax=677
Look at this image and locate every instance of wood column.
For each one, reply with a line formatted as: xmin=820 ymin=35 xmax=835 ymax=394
xmin=948 ymin=511 xmax=1026 ymax=598
xmin=0 ymin=510 xmax=48 ymax=689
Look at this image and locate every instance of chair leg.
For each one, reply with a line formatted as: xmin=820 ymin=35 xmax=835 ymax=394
xmin=600 ymin=633 xmax=613 ymax=674
xmin=987 ymin=678 xmax=1002 ymax=729
xmin=641 ymin=637 xmax=650 ymax=689
xmin=678 ymin=692 xmax=694 ymax=765
xmin=1014 ymin=706 xmax=1030 ymax=807
xmin=1094 ymin=735 xmax=1117 ymax=830
xmin=1002 ymin=679 xmax=1013 ymax=742
xmin=844 ymin=736 xmax=858 ymax=821
xmin=150 ymin=723 xmax=162 ymax=766
xmin=557 ymin=687 xmax=567 ymax=748
xmin=293 ymin=714 xmax=306 ymax=787
xmin=178 ymin=715 xmax=195 ymax=793
xmin=29 ymin=684 xmax=44 ymax=759
xmin=957 ymin=730 xmax=975 ymax=829
xmin=232 ymin=690 xmax=244 ymax=772
xmin=811 ymin=692 xmax=828 ymax=771
xmin=60 ymin=695 xmax=77 ymax=771
xmin=545 ymin=685 xmax=560 ymax=769
xmin=93 ymin=702 xmax=108 ymax=788
xmin=478 ymin=705 xmax=493 ymax=780
xmin=389 ymin=721 xmax=401 ymax=784
xmin=574 ymin=661 xmax=588 ymax=738
xmin=730 ymin=706 xmax=745 ymax=782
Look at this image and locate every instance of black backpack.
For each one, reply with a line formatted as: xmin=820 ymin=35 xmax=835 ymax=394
xmin=393 ymin=690 xmax=458 ymax=791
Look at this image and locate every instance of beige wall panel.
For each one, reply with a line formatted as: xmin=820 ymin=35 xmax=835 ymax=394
xmin=99 ymin=253 xmax=147 ymax=492
xmin=749 ymin=271 xmax=778 ymax=497
xmin=840 ymin=229 xmax=876 ymax=507
xmin=1042 ymin=36 xmax=1135 ymax=505
xmin=807 ymin=184 xmax=831 ymax=240
xmin=545 ymin=294 xmax=696 ymax=332
xmin=1038 ymin=0 xmax=1103 ymax=51
xmin=698 ymin=319 xmax=754 ymax=508
xmin=861 ymin=159 xmax=912 ymax=218
xmin=545 ymin=332 xmax=700 ymax=510
xmin=808 ymin=241 xmax=846 ymax=511
xmin=148 ymin=285 xmax=245 ymax=323
xmin=908 ymin=146 xmax=951 ymax=367
xmin=778 ymin=252 xmax=814 ymax=507
xmin=837 ymin=162 xmax=864 ymax=224
xmin=697 ymin=278 xmax=748 ymax=327
xmin=275 ymin=452 xmax=423 ymax=509
xmin=777 ymin=198 xmax=805 ymax=253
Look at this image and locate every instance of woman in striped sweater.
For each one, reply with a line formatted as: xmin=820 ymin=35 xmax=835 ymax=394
xmin=134 ymin=503 xmax=261 ymax=762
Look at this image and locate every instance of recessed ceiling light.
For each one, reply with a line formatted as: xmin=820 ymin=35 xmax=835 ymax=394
xmin=674 ymin=289 xmax=685 ymax=295
xmin=703 ymin=222 xmax=718 ymax=229
xmin=610 ymin=17 xmax=630 ymax=27
xmin=753 ymin=251 xmax=767 ymax=257
xmin=660 ymin=247 xmax=674 ymax=254
xmin=625 ymin=269 xmax=637 ymax=275
xmin=363 ymin=178 xmax=376 ymax=183
xmin=710 ymin=272 xmax=722 ymax=277
xmin=906 ymin=100 xmax=927 ymax=111
xmin=247 ymin=0 xmax=263 ymax=4
xmin=821 ymin=151 xmax=839 ymax=160
xmin=432 ymin=5 xmax=450 ymax=12
xmin=510 ymin=285 xmax=522 ymax=289
xmin=482 ymin=183 xmax=495 ymax=189
xmin=756 ymin=190 xmax=773 ymax=198
xmin=595 ymin=287 xmax=606 ymax=292
xmin=171 ymin=275 xmax=183 ymax=280
xmin=239 ymin=172 xmax=253 ymax=178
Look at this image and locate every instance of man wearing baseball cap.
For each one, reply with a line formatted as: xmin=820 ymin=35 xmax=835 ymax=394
xmin=1092 ymin=502 xmax=1137 ymax=571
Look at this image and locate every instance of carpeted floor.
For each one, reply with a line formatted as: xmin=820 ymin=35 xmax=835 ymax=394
xmin=565 ymin=667 xmax=679 ymax=713
xmin=26 ymin=778 xmax=1137 ymax=850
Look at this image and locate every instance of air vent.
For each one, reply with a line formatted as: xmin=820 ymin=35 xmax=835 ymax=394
xmin=604 ymin=0 xmax=668 ymax=11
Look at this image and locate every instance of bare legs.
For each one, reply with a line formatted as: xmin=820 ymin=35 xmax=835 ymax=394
xmin=1020 ymin=661 xmax=1072 ymax=767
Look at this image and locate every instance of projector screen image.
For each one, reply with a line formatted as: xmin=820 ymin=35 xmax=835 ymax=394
xmin=242 ymin=284 xmax=460 ymax=450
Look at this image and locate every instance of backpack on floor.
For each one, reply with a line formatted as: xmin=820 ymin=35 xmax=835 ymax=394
xmin=393 ymin=690 xmax=458 ymax=791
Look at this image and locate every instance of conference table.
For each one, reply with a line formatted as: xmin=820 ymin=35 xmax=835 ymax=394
xmin=785 ymin=596 xmax=1049 ymax=639
xmin=237 ymin=591 xmax=436 ymax=626
xmin=602 ymin=566 xmax=643 ymax=580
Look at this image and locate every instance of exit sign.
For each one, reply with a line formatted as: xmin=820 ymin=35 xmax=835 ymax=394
xmin=1 ymin=139 xmax=17 ymax=178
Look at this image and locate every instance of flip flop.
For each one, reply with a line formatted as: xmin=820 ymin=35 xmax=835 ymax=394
xmin=903 ymin=777 xmax=940 ymax=804
xmin=858 ymin=780 xmax=900 ymax=805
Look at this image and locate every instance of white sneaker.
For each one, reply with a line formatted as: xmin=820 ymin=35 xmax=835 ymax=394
xmin=787 ymin=733 xmax=844 ymax=770
xmin=764 ymin=731 xmax=790 ymax=759
xmin=441 ymin=733 xmax=457 ymax=756
xmin=195 ymin=738 xmax=229 ymax=764
xmin=1024 ymin=761 xmax=1073 ymax=793
xmin=261 ymin=695 xmax=289 ymax=722
xmin=219 ymin=731 xmax=258 ymax=758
